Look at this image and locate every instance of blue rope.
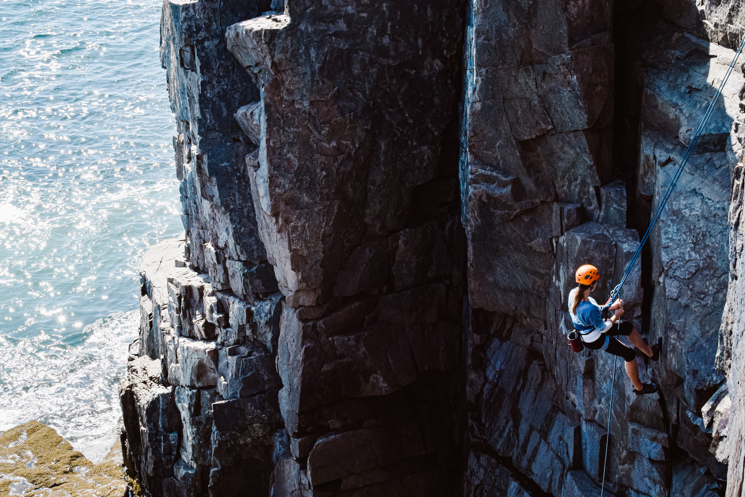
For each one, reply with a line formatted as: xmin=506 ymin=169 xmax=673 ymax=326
xmin=599 ymin=356 xmax=618 ymax=497
xmin=605 ymin=34 xmax=745 ymax=308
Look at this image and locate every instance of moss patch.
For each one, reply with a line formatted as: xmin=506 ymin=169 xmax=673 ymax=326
xmin=0 ymin=420 xmax=129 ymax=496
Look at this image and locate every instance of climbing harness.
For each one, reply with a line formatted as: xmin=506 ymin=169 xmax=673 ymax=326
xmin=604 ymin=32 xmax=745 ymax=309
xmin=591 ymin=31 xmax=745 ymax=497
xmin=567 ymin=296 xmax=614 ymax=353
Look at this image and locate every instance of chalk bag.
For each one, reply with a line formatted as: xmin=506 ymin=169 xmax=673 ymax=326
xmin=568 ymin=331 xmax=583 ymax=352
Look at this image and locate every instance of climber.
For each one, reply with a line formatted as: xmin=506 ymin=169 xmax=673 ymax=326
xmin=570 ymin=264 xmax=662 ymax=395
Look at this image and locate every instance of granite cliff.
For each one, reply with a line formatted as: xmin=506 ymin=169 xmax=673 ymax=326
xmin=119 ymin=0 xmax=745 ymax=495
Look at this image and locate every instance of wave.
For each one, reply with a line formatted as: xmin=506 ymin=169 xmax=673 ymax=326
xmin=0 ymin=311 xmax=138 ymax=463
xmin=0 ymin=204 xmax=30 ymax=225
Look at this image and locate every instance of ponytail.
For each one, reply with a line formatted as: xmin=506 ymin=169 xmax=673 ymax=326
xmin=571 ymin=284 xmax=591 ymax=315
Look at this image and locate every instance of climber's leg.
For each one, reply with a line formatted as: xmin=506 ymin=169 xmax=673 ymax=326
xmin=604 ymin=336 xmax=660 ymax=392
xmin=624 ymin=357 xmax=643 ymax=391
xmin=609 ymin=322 xmax=655 ymax=358
xmin=628 ymin=329 xmax=653 ymax=357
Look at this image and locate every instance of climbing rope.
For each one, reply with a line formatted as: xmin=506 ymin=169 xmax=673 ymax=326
xmin=599 ymin=356 xmax=618 ymax=497
xmin=605 ymin=32 xmax=745 ymax=308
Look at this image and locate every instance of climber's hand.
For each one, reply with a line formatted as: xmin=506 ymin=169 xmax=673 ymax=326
xmin=610 ymin=299 xmax=623 ymax=310
xmin=614 ymin=307 xmax=625 ymax=318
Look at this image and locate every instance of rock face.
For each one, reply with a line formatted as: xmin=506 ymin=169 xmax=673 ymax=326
xmin=720 ymin=152 xmax=745 ymax=497
xmin=637 ymin=25 xmax=744 ymax=478
xmin=225 ymin=1 xmax=465 ymax=309
xmin=120 ymin=0 xmax=745 ymax=495
xmin=459 ymin=0 xmax=744 ymax=494
xmin=227 ymin=1 xmax=468 ymax=494
xmin=161 ymin=0 xmax=274 ymax=295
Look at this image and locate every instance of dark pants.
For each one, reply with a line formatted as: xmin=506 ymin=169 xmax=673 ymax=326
xmin=583 ymin=322 xmax=636 ymax=362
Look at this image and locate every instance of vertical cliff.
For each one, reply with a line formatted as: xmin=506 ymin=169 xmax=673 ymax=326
xmin=119 ymin=0 xmax=745 ymax=495
xmin=122 ymin=0 xmax=467 ymax=496
xmin=720 ymin=152 xmax=745 ymax=497
xmin=225 ymin=2 xmax=468 ymax=495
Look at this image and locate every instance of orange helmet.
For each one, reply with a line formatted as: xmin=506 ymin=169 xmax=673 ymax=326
xmin=575 ymin=264 xmax=599 ymax=285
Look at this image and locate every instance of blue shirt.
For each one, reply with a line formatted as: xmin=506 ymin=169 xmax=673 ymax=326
xmin=568 ymin=288 xmax=611 ymax=342
xmin=576 ymin=300 xmax=605 ymax=331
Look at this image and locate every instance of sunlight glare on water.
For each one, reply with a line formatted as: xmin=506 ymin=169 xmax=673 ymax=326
xmin=0 ymin=0 xmax=181 ymax=461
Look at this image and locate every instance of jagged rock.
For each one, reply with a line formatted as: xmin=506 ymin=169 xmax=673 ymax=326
xmin=218 ymin=342 xmax=281 ymax=400
xmin=175 ymin=387 xmax=216 ymax=470
xmin=226 ymin=260 xmax=278 ymax=302
xmin=123 ymin=238 xmax=285 ymax=496
xmin=140 ymin=238 xmax=193 ymax=360
xmin=253 ymin=291 xmax=283 ymax=353
xmin=169 ymin=338 xmax=219 ymax=388
xmin=234 ymin=102 xmax=262 ymax=146
xmin=120 ymin=356 xmax=181 ymax=496
xmin=161 ymin=0 xmax=277 ymax=296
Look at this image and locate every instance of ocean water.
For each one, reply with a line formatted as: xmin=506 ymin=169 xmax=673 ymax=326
xmin=0 ymin=0 xmax=181 ymax=461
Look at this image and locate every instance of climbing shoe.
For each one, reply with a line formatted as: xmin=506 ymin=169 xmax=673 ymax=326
xmin=651 ymin=337 xmax=662 ymax=362
xmin=634 ymin=383 xmax=659 ymax=396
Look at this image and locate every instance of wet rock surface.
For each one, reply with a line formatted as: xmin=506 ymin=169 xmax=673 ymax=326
xmin=0 ymin=421 xmax=128 ymax=496
xmin=121 ymin=0 xmax=745 ymax=495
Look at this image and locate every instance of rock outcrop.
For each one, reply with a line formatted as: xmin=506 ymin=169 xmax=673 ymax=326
xmin=120 ymin=0 xmax=745 ymax=495
xmin=225 ymin=4 xmax=467 ymax=495
xmin=120 ymin=238 xmax=284 ymax=496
